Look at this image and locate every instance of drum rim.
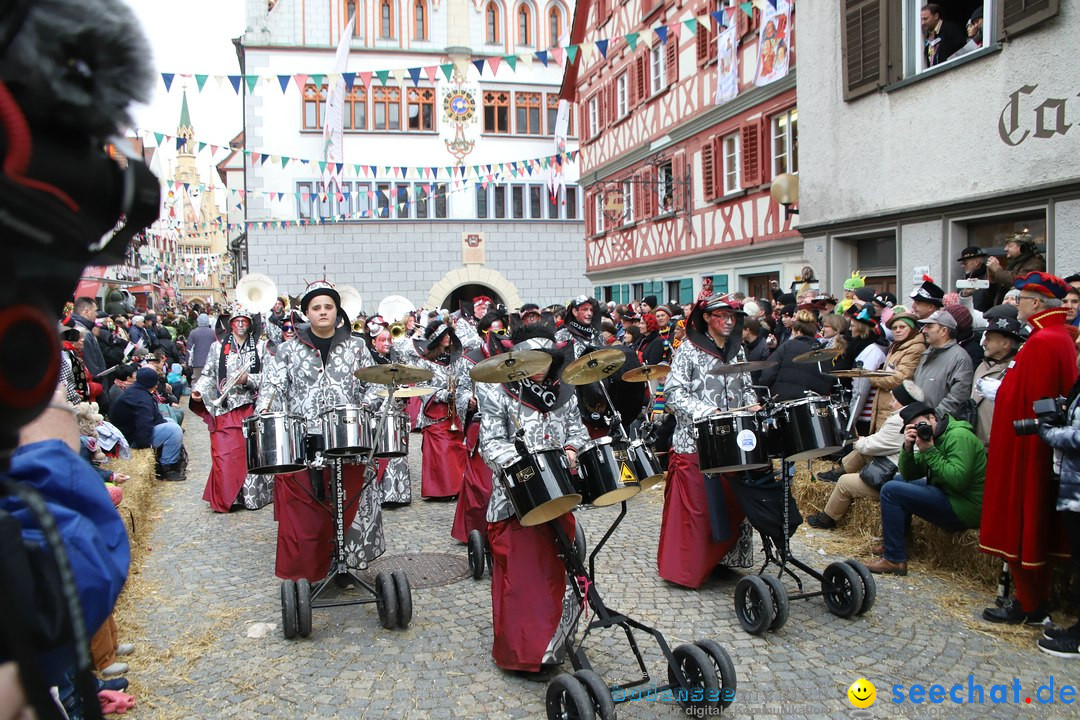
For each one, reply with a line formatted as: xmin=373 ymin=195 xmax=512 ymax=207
xmin=703 ymin=410 xmax=761 ymax=420
xmin=776 ymin=395 xmax=830 ymax=409
xmin=590 ymin=484 xmax=641 ymax=506
xmin=519 ymin=494 xmax=581 ymax=526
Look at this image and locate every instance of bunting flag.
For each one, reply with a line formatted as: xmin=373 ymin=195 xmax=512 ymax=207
xmin=323 ymin=15 xmax=354 ymax=195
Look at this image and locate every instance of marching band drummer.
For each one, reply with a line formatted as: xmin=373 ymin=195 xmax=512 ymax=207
xmin=190 ymin=304 xmax=275 ymax=512
xmin=405 ymin=320 xmax=470 ymax=500
xmin=365 ymin=324 xmax=412 ymax=506
xmin=451 ymin=311 xmax=509 ymax=544
xmin=659 ymin=294 xmax=756 ymax=588
xmin=256 ymin=280 xmax=375 ymax=581
xmin=478 ymin=325 xmax=587 ymax=673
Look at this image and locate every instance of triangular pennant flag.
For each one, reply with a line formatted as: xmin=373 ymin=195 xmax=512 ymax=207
xmin=277 ymin=75 xmax=292 ymax=93
xmin=343 ymin=72 xmax=356 ymax=90
xmin=488 ymin=56 xmax=502 ymax=75
xmin=625 ymin=32 xmax=639 ymax=50
xmin=227 ymin=75 xmax=242 ymax=94
xmin=655 ymin=26 xmax=669 ymax=44
xmin=472 ymin=58 xmax=486 ymax=75
xmin=711 ymin=10 xmax=726 ymax=27
xmin=596 ymin=39 xmax=609 ymax=58
xmin=768 ymin=0 xmax=778 ymax=7
xmin=580 ymin=42 xmax=594 ymax=64
xmin=566 ymin=45 xmax=579 ymax=64
xmin=375 ymin=69 xmax=391 ymax=85
xmin=550 ymin=47 xmax=565 ymax=66
xmin=176 ymin=138 xmax=187 ymax=150
xmin=197 ymin=142 xmax=207 ymax=152
xmin=318 ymin=161 xmax=327 ymax=173
xmin=392 ymin=68 xmax=407 ymax=86
xmin=161 ymin=73 xmax=175 ymax=91
xmin=310 ymin=73 xmax=324 ymax=88
xmin=504 ymin=55 xmax=517 ymax=71
xmin=282 ymin=156 xmax=290 ymax=168
xmin=536 ymin=50 xmax=549 ymax=66
xmin=440 ymin=63 xmax=455 ymax=81
xmin=245 ymin=74 xmax=259 ymax=93
xmin=424 ymin=66 xmax=438 ymax=83
xmin=195 ymin=74 xmax=209 ymax=91
xmin=739 ymin=1 xmax=753 ymax=16
xmin=153 ymin=132 xmax=165 ymax=145
xmin=359 ymin=71 xmax=373 ymax=88
xmin=683 ymin=17 xmax=698 ymax=35
xmin=407 ymin=67 xmax=422 ymax=86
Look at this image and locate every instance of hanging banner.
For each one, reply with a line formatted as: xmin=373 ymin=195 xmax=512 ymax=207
xmin=715 ymin=24 xmax=739 ymax=105
xmin=754 ymin=0 xmax=791 ymax=87
xmin=549 ymin=99 xmax=570 ymax=201
xmin=323 ymin=16 xmax=355 ymax=194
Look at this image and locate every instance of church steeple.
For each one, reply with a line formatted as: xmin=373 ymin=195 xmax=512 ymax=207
xmin=177 ymin=89 xmax=195 ymax=156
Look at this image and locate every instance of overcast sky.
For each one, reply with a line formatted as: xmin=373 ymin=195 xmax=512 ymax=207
xmin=128 ymin=0 xmax=247 ymax=180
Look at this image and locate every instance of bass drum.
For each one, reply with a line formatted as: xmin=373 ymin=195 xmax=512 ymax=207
xmin=577 ymin=437 xmax=641 ymax=506
xmin=244 ymin=412 xmax=306 ymax=474
xmin=696 ymin=411 xmax=772 ymax=473
xmin=500 ymin=449 xmax=581 ymax=526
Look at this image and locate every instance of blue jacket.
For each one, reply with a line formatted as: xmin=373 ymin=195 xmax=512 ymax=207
xmin=1039 ymin=391 xmax=1080 ymax=512
xmin=109 ymin=384 xmax=165 ymax=449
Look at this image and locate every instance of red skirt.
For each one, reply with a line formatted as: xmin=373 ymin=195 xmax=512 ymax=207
xmin=451 ymin=422 xmax=493 ymax=543
xmin=421 ymin=419 xmax=466 ymax=499
xmin=273 ymin=462 xmax=365 ymax=581
xmin=199 ymin=405 xmax=254 ymax=513
xmin=488 ymin=514 xmax=575 ymax=672
xmin=656 ymin=452 xmax=746 ymax=589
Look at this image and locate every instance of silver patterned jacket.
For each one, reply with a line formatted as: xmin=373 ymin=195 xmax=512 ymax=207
xmin=555 ymin=324 xmax=601 ymax=359
xmin=192 ymin=335 xmax=269 ymax=417
xmin=479 ymin=382 xmax=590 ymax=523
xmin=400 ymin=340 xmax=471 ymax=431
xmin=256 ymin=323 xmax=374 ymax=434
xmin=454 ymin=314 xmax=482 ymax=351
xmin=665 ymin=335 xmax=756 ymax=455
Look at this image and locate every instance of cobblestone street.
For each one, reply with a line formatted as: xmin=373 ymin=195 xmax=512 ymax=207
xmin=124 ymin=408 xmax=1077 ymax=719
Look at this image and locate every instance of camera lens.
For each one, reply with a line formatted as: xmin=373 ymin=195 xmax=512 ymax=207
xmin=1013 ymin=418 xmax=1040 ymax=436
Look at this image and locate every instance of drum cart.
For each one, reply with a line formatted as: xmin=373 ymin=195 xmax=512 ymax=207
xmin=543 ymin=504 xmax=738 ymax=720
xmin=275 ymin=372 xmax=424 ymax=640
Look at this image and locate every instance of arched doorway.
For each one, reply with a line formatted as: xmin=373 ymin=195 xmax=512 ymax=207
xmin=442 ymin=283 xmax=505 ymax=315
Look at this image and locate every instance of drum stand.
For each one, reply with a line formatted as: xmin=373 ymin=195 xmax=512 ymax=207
xmin=279 ymin=393 xmax=413 ymax=640
xmin=731 ymin=458 xmax=877 ymax=636
xmin=541 ymin=512 xmax=737 ymax=718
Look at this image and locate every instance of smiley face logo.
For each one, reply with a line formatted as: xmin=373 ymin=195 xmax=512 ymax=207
xmin=847 ymin=678 xmax=876 ymax=708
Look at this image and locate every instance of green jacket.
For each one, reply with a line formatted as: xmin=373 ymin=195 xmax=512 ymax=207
xmin=897 ymin=416 xmax=985 ymax=527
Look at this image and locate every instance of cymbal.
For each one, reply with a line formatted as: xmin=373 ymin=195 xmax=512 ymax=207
xmin=827 ymin=369 xmax=895 ymax=379
xmin=622 ymin=364 xmax=671 ymax=383
xmin=470 ymin=350 xmax=552 ymax=383
xmin=708 ymin=360 xmax=776 ymax=376
xmin=354 ymin=363 xmax=434 ymax=385
xmin=393 ymin=386 xmax=436 ymax=398
xmin=793 ymin=347 xmax=842 ymax=364
xmin=561 ymin=348 xmax=627 ymax=386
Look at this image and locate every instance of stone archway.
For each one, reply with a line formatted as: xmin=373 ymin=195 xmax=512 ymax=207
xmin=427 ymin=266 xmax=522 ymax=311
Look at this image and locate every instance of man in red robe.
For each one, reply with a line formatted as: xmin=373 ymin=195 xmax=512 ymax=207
xmin=981 ymin=272 xmax=1077 ymax=624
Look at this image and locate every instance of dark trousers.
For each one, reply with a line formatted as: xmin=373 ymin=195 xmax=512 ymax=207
xmin=879 ymin=478 xmax=967 ymax=562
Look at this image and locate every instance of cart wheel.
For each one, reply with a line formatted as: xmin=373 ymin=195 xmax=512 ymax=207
xmin=392 ymin=570 xmax=412 ymax=628
xmin=545 ymin=673 xmax=596 ymax=720
xmin=759 ymin=574 xmax=790 ymax=631
xmin=822 ymin=561 xmax=865 ymax=619
xmin=375 ymin=571 xmax=399 ymax=629
xmin=845 ymin=559 xmax=877 ymax=615
xmin=694 ymin=639 xmax=737 ymax=709
xmin=574 ymin=523 xmax=587 ymax=564
xmin=296 ymin=579 xmax=312 ymax=638
xmin=468 ymin=530 xmax=485 ymax=580
xmin=280 ymin=579 xmax=298 ymax=640
xmin=733 ymin=576 xmax=774 ymax=635
xmin=666 ymin=643 xmax=720 ymax=711
xmin=573 ymin=669 xmax=615 ymax=720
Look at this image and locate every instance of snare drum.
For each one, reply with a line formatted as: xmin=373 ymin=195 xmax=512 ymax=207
xmin=322 ymin=404 xmax=374 ymax=457
xmin=244 ymin=412 xmax=306 ymax=474
xmin=626 ymin=439 xmax=665 ymax=490
xmin=372 ymin=407 xmax=409 ymax=458
xmin=772 ymin=396 xmax=843 ymax=461
xmin=577 ymin=437 xmax=641 ymax=506
xmin=501 ymin=449 xmax=582 ymax=526
xmin=696 ymin=411 xmax=772 ymax=473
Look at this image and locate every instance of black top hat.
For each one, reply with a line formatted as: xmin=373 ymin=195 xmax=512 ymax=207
xmin=956 ymin=246 xmax=988 ymax=262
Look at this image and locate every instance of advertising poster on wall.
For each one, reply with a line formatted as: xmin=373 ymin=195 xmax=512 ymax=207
xmin=755 ymin=0 xmax=792 ymax=87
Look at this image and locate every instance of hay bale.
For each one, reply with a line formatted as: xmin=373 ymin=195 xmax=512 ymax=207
xmin=107 ymin=449 xmax=159 ymax=635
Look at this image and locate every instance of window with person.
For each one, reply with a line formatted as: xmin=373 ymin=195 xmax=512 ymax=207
xmin=657 ymin=160 xmax=674 ymax=213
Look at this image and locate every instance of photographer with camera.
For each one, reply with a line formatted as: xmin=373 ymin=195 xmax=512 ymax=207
xmin=864 ymin=401 xmax=986 ymax=576
xmin=981 ymin=272 xmax=1078 ymax=626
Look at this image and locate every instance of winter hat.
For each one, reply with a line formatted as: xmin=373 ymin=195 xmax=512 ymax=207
xmin=944 ymin=304 xmax=973 ymax=339
xmin=136 ymin=367 xmax=159 ymax=389
xmin=854 ymin=286 xmax=876 ymax=303
xmin=642 ymin=295 xmax=659 ymax=309
xmin=642 ymin=313 xmax=660 ymax=333
xmin=900 ymin=401 xmax=936 ymax=426
xmin=843 ymin=271 xmax=866 ymax=291
xmin=197 ymin=313 xmax=210 ymax=327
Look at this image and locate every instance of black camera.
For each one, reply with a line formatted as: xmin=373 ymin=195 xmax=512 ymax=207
xmin=914 ymin=421 xmax=934 ymax=442
xmin=1013 ymin=396 xmax=1067 ymax=436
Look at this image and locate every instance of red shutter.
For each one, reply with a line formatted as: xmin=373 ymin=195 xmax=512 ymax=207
xmin=633 ymin=170 xmax=644 ymax=216
xmin=628 ymin=64 xmax=637 ymax=107
xmin=696 ymin=23 xmax=709 ymax=65
xmin=636 ymin=54 xmax=648 ymax=100
xmin=609 ymin=80 xmax=618 ymax=124
xmin=665 ymin=37 xmax=678 ymax=86
xmin=579 ymin=103 xmax=588 ymax=141
xmin=758 ymin=116 xmax=773 ymax=184
xmin=740 ymin=122 xmax=761 ymax=188
xmin=643 ymin=166 xmax=656 ymax=216
xmin=701 ymin=141 xmax=716 ymax=202
xmin=586 ymin=190 xmax=595 ymax=234
xmin=738 ymin=6 xmax=750 ymax=36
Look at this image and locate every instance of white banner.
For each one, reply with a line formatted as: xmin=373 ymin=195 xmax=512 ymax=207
xmin=715 ymin=24 xmax=739 ymax=105
xmin=323 ymin=16 xmax=355 ymax=194
xmin=755 ymin=0 xmax=792 ymax=87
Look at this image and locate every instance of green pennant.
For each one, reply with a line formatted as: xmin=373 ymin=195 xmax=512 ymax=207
xmin=375 ymin=69 xmax=391 ymax=85
xmin=567 ymin=45 xmax=579 ymax=64
xmin=625 ymin=32 xmax=639 ymax=51
xmin=440 ymin=63 xmax=454 ymax=81
xmin=310 ymin=73 xmax=325 ymax=88
xmin=246 ymin=74 xmax=259 ymax=93
xmin=153 ymin=132 xmax=164 ymax=145
xmin=318 ymin=161 xmax=327 ymax=172
xmin=195 ymin=74 xmax=209 ymax=91
xmin=504 ymin=55 xmax=517 ymax=71
xmin=197 ymin=142 xmax=206 ymax=152
xmin=281 ymin=156 xmax=290 ymax=168
xmin=354 ymin=164 xmax=362 ymax=175
xmin=739 ymin=1 xmax=753 ymax=16
xmin=684 ymin=18 xmax=698 ymax=34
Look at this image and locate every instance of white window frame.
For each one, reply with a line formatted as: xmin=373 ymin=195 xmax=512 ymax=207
xmin=622 ymin=179 xmax=634 ymax=224
xmin=722 ymin=132 xmax=741 ymax=195
xmin=588 ymin=95 xmax=600 ymax=137
xmin=657 ymin=161 xmax=673 ymax=213
xmin=771 ymin=108 xmax=798 ymax=178
xmin=594 ymin=193 xmax=605 ymax=233
xmin=902 ymin=0 xmax=994 ymax=78
xmin=616 ymin=72 xmax=628 ymax=118
xmin=649 ymin=44 xmax=666 ymax=95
